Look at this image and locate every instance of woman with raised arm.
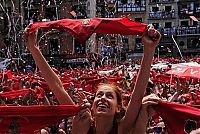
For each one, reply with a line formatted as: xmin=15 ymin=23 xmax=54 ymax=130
xmin=72 ymin=24 xmax=161 ymax=134
xmin=25 ymin=24 xmax=161 ymax=134
xmin=25 ymin=29 xmax=74 ymax=105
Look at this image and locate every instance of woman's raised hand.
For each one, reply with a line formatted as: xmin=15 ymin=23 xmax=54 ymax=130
xmin=142 ymin=94 xmax=161 ymax=118
xmin=23 ymin=24 xmax=38 ymax=50
xmin=72 ymin=92 xmax=92 ymax=134
xmin=142 ymin=24 xmax=161 ymax=54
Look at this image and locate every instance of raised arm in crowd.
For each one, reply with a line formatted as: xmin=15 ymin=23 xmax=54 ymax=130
xmin=24 ymin=24 xmax=161 ymax=134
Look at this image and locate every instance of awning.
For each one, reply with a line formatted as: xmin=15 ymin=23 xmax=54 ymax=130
xmin=190 ymin=16 xmax=198 ymax=22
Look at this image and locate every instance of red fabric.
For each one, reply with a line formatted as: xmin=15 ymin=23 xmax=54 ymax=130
xmin=70 ymin=10 xmax=77 ymax=17
xmin=157 ymin=74 xmax=176 ymax=84
xmin=3 ymin=86 xmax=12 ymax=92
xmin=85 ymin=84 xmax=92 ymax=92
xmin=13 ymin=82 xmax=20 ymax=90
xmin=166 ymin=66 xmax=200 ymax=79
xmin=86 ymin=77 xmax=104 ymax=85
xmin=188 ymin=91 xmax=200 ymax=105
xmin=153 ymin=101 xmax=200 ymax=134
xmin=152 ymin=113 xmax=160 ymax=125
xmin=0 ymin=89 xmax=30 ymax=100
xmin=79 ymin=76 xmax=98 ymax=81
xmin=39 ymin=81 xmax=51 ymax=92
xmin=106 ymin=76 xmax=125 ymax=82
xmin=26 ymin=17 xmax=147 ymax=43
xmin=191 ymin=78 xmax=198 ymax=85
xmin=63 ymin=82 xmax=70 ymax=90
xmin=35 ymin=86 xmax=45 ymax=99
xmin=4 ymin=70 xmax=12 ymax=80
xmin=74 ymin=83 xmax=82 ymax=88
xmin=0 ymin=105 xmax=80 ymax=133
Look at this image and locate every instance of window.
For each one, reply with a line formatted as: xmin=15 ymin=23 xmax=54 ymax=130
xmin=182 ymin=4 xmax=187 ymax=9
xmin=165 ymin=6 xmax=172 ymax=12
xmin=135 ymin=0 xmax=141 ymax=6
xmin=135 ymin=18 xmax=142 ymax=23
xmin=45 ymin=7 xmax=57 ymax=20
xmin=32 ymin=0 xmax=41 ymax=5
xmin=121 ymin=0 xmax=128 ymax=4
xmin=152 ymin=23 xmax=159 ymax=29
xmin=135 ymin=38 xmax=143 ymax=52
xmin=179 ymin=41 xmax=185 ymax=47
xmin=6 ymin=7 xmax=11 ymax=14
xmin=74 ymin=39 xmax=86 ymax=54
xmin=188 ymin=39 xmax=200 ymax=48
xmin=152 ymin=7 xmax=159 ymax=12
xmin=49 ymin=38 xmax=59 ymax=55
xmin=122 ymin=38 xmax=129 ymax=51
xmin=165 ymin=22 xmax=172 ymax=28
xmin=180 ymin=21 xmax=189 ymax=27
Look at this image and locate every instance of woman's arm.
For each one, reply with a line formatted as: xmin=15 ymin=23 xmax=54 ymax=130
xmin=25 ymin=30 xmax=74 ymax=105
xmin=119 ymin=25 xmax=161 ymax=133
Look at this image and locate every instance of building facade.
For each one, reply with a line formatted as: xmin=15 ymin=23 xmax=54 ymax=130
xmin=176 ymin=0 xmax=200 ymax=56
xmin=0 ymin=0 xmax=200 ymax=60
xmin=147 ymin=0 xmax=200 ymax=57
xmin=117 ymin=0 xmax=200 ymax=57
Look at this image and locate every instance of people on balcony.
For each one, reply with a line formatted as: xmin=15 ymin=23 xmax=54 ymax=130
xmin=158 ymin=25 xmax=200 ymax=36
xmin=149 ymin=10 xmax=175 ymax=19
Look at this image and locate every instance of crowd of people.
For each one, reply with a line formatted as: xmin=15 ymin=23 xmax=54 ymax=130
xmin=1 ymin=24 xmax=200 ymax=134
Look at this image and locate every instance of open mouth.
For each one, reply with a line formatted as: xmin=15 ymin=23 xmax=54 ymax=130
xmin=97 ymin=103 xmax=109 ymax=109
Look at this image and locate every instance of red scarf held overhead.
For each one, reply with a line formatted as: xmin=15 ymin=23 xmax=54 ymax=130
xmin=153 ymin=101 xmax=200 ymax=134
xmin=0 ymin=105 xmax=80 ymax=133
xmin=26 ymin=17 xmax=147 ymax=43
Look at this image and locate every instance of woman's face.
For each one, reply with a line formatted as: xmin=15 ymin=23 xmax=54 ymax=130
xmin=92 ymin=85 xmax=118 ymax=117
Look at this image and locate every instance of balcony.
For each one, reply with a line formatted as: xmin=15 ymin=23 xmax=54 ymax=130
xmin=149 ymin=0 xmax=175 ymax=4
xmin=149 ymin=10 xmax=176 ymax=20
xmin=158 ymin=26 xmax=200 ymax=37
xmin=117 ymin=3 xmax=146 ymax=12
xmin=178 ymin=8 xmax=200 ymax=18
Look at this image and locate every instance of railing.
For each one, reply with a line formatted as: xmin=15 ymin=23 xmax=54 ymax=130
xmin=178 ymin=8 xmax=200 ymax=17
xmin=158 ymin=26 xmax=200 ymax=36
xmin=178 ymin=8 xmax=194 ymax=14
xmin=149 ymin=0 xmax=175 ymax=3
xmin=149 ymin=10 xmax=175 ymax=19
xmin=118 ymin=4 xmax=146 ymax=12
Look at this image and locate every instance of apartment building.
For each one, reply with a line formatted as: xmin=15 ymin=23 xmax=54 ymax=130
xmin=146 ymin=0 xmax=200 ymax=57
xmin=147 ymin=0 xmax=177 ymax=57
xmin=110 ymin=0 xmax=200 ymax=57
xmin=0 ymin=0 xmax=200 ymax=59
xmin=117 ymin=0 xmax=147 ymax=54
xmin=176 ymin=0 xmax=200 ymax=56
xmin=104 ymin=0 xmax=147 ymax=59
